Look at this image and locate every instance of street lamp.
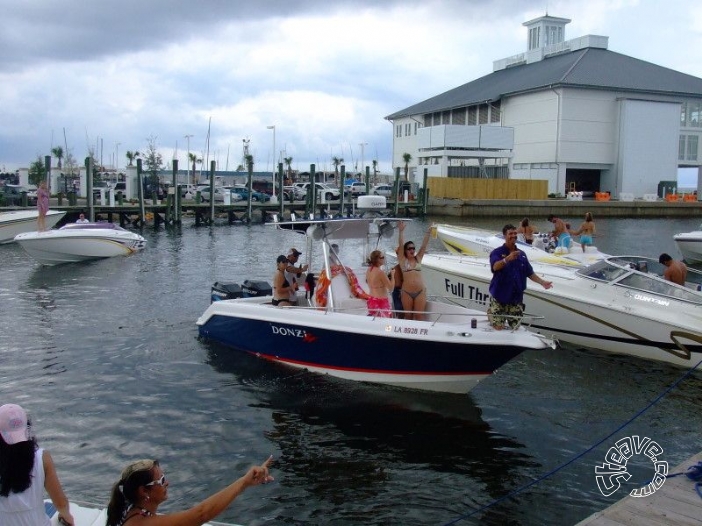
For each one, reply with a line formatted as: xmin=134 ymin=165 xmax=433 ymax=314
xmin=267 ymin=125 xmax=277 ymax=203
xmin=184 ymin=134 xmax=193 ymax=185
xmin=359 ymin=142 xmax=368 ymax=181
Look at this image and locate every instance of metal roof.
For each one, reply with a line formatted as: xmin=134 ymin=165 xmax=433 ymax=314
xmin=385 ymin=48 xmax=702 ymax=120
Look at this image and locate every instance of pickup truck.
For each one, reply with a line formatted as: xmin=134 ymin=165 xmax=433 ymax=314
xmin=344 ymin=182 xmax=367 ymax=196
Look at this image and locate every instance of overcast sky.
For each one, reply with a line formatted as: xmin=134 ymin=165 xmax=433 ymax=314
xmin=1 ymin=0 xmax=701 ymax=176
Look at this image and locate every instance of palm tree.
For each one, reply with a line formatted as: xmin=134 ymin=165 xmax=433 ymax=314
xmin=284 ymin=156 xmax=293 ymax=183
xmin=126 ymin=151 xmax=140 ymax=166
xmin=332 ymin=156 xmax=344 ymax=184
xmin=51 ymin=146 xmax=64 ymax=169
xmin=188 ymin=152 xmax=202 ymax=184
xmin=402 ymin=153 xmax=412 ymax=181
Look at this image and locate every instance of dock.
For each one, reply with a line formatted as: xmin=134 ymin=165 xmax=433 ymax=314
xmin=576 ymin=451 xmax=702 ymax=525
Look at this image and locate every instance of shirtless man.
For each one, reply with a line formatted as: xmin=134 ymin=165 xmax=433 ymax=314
xmin=659 ymin=253 xmax=687 ymax=286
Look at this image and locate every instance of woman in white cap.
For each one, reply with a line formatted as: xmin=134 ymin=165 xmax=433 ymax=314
xmin=106 ymin=456 xmax=273 ymax=526
xmin=0 ymin=403 xmax=74 ymax=526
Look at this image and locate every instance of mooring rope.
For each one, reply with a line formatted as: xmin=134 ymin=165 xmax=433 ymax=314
xmin=443 ymin=358 xmax=702 ymax=525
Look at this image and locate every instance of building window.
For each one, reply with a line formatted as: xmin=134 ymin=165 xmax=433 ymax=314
xmin=468 ymin=106 xmax=477 ymax=125
xmin=679 ymin=135 xmax=686 ymax=160
xmin=396 ymin=125 xmax=401 ymax=138
xmin=423 ymin=114 xmax=432 ymax=127
xmin=681 ymin=102 xmax=702 ymax=128
xmin=479 ymin=104 xmax=489 ymax=124
xmin=433 ymin=112 xmax=441 ymax=126
xmin=414 ymin=122 xmax=418 ymax=134
xmin=442 ymin=111 xmax=450 ymax=124
xmin=687 ymin=135 xmax=699 ymax=161
xmin=490 ymin=101 xmax=501 ymax=123
xmin=529 ymin=27 xmax=540 ymax=50
xmin=452 ymin=107 xmax=466 ymax=125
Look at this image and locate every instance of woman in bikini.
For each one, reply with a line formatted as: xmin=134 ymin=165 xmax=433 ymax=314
xmin=397 ymin=222 xmax=431 ymax=320
xmin=106 ymin=457 xmax=273 ymax=526
xmin=517 ymin=217 xmax=535 ymax=245
xmin=365 ymin=250 xmax=395 ymax=317
xmin=272 ymin=255 xmax=292 ymax=306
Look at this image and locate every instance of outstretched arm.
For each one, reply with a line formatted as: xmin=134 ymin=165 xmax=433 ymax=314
xmin=397 ymin=222 xmax=406 ymax=264
xmin=43 ymin=451 xmax=75 ymax=526
xmin=417 ymin=226 xmax=432 ymax=261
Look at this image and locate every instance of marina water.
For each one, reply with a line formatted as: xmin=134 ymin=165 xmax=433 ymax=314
xmin=1 ymin=215 xmax=701 ymax=525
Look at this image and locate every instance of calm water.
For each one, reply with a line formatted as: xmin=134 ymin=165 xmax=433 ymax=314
xmin=0 ymin=214 xmax=701 ymax=525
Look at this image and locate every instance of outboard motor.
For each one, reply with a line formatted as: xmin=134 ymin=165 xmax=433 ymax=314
xmin=241 ymin=280 xmax=273 ymax=298
xmin=211 ymin=282 xmax=243 ymax=303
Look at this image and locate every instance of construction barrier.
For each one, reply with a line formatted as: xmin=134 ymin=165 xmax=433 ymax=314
xmin=683 ymin=194 xmax=698 ymax=202
xmin=595 ymin=192 xmax=611 ymax=201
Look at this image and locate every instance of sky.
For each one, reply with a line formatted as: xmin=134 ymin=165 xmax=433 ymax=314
xmin=1 ymin=0 xmax=701 ymax=179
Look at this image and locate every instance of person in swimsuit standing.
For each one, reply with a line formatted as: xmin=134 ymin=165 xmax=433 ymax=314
xmin=272 ymin=255 xmax=292 ymax=306
xmin=570 ymin=212 xmax=596 ymax=253
xmin=36 ymin=181 xmax=50 ymax=232
xmin=106 ymin=456 xmax=273 ymax=526
xmin=365 ymin=250 xmax=395 ymax=317
xmin=397 ymin=222 xmax=431 ymax=320
xmin=517 ymin=217 xmax=535 ymax=245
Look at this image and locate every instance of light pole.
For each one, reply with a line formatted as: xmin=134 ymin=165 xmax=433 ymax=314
xmin=267 ymin=125 xmax=277 ymax=203
xmin=359 ymin=142 xmax=368 ymax=183
xmin=184 ymin=134 xmax=193 ymax=185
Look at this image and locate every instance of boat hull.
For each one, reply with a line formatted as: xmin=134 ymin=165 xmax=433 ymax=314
xmin=197 ymin=298 xmax=547 ymax=394
xmin=14 ymin=228 xmax=146 ymax=265
xmin=0 ymin=210 xmax=65 ymax=244
xmin=422 ymin=254 xmax=702 ymax=367
xmin=674 ymin=232 xmax=702 ymax=264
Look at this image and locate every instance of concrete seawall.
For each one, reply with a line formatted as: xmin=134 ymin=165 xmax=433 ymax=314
xmin=427 ymin=198 xmax=702 ymax=218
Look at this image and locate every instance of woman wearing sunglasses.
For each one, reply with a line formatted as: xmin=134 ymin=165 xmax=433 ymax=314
xmin=397 ymin=221 xmax=432 ymax=320
xmin=106 ymin=456 xmax=273 ymax=526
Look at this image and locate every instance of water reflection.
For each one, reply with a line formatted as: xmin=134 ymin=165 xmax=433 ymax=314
xmin=205 ymin=344 xmax=537 ymax=522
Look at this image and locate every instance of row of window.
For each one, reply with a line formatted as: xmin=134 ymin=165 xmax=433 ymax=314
xmin=395 ymin=122 xmax=420 ymax=138
xmin=421 ymin=102 xmax=501 ymax=129
xmin=513 ymin=163 xmax=558 ymax=170
xmin=679 ymin=135 xmax=699 ymax=161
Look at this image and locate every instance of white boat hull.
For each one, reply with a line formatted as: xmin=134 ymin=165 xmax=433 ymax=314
xmin=15 ymin=225 xmax=146 ymax=265
xmin=674 ymin=230 xmax=702 ymax=264
xmin=421 ymin=253 xmax=702 ymax=367
xmin=436 ymin=224 xmax=607 ymax=267
xmin=0 ymin=210 xmax=65 ymax=244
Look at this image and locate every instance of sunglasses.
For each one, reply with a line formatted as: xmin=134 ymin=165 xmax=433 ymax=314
xmin=406 ymin=247 xmax=416 ymax=251
xmin=146 ymin=474 xmax=167 ymax=487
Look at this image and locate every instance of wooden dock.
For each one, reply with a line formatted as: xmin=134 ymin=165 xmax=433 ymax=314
xmin=577 ymin=451 xmax=702 ymax=525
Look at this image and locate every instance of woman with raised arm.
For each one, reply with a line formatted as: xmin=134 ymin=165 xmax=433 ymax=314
xmin=106 ymin=456 xmax=273 ymax=526
xmin=397 ymin=222 xmax=431 ymax=320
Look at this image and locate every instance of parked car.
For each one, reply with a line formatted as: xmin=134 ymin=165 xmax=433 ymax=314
xmin=345 ymin=181 xmax=367 ymax=196
xmin=0 ymin=184 xmax=37 ymax=206
xmin=372 ymin=184 xmax=393 ymax=197
xmin=231 ymin=185 xmax=271 ymax=202
xmin=294 ymin=182 xmax=341 ymax=200
xmin=200 ymin=186 xmax=242 ymax=202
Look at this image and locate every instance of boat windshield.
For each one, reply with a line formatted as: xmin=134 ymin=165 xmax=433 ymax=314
xmin=60 ymin=223 xmax=124 ymax=231
xmin=577 ymin=257 xmax=702 ymax=305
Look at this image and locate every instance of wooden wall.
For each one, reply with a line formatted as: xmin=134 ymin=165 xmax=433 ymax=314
xmin=427 ymin=177 xmax=548 ymax=200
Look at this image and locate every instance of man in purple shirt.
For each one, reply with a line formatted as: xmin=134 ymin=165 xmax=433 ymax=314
xmin=489 ymin=224 xmax=553 ymax=330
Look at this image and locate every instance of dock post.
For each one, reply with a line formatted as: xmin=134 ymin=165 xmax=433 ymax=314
xmin=86 ymin=156 xmax=95 ymax=222
xmin=278 ymin=162 xmax=285 ymax=218
xmin=365 ymin=166 xmax=370 ymax=198
xmin=393 ymin=167 xmax=401 ymax=216
xmin=137 ymin=159 xmax=145 ymax=227
xmin=245 ymin=157 xmax=253 ymax=223
xmin=170 ymin=159 xmax=178 ymax=224
xmin=310 ymin=164 xmax=317 ymax=219
xmin=338 ymin=165 xmax=346 ymax=218
xmin=422 ymin=168 xmax=428 ymax=217
xmin=209 ymin=160 xmax=216 ymax=224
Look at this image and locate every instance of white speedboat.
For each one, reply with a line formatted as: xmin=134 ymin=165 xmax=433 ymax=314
xmin=0 ymin=210 xmax=65 ymax=244
xmin=436 ymin=223 xmax=607 ymax=267
xmin=421 ymin=252 xmax=702 ymax=367
xmin=197 ymin=204 xmax=554 ymax=394
xmin=674 ymin=225 xmax=702 ymax=264
xmin=14 ymin=223 xmax=146 ymax=265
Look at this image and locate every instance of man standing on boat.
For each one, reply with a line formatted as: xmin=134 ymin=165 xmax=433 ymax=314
xmin=489 ymin=224 xmax=553 ymax=330
xmin=284 ymin=248 xmax=308 ymax=305
xmin=659 ymin=253 xmax=687 ymax=286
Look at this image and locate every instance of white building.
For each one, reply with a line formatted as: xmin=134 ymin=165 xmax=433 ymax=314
xmin=385 ymin=15 xmax=702 ymax=198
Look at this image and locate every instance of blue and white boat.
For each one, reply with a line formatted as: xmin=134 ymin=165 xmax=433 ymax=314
xmin=197 ymin=200 xmax=554 ymax=394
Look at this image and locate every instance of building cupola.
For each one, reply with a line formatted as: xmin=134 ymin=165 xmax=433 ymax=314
xmin=523 ymin=14 xmax=571 ymax=50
